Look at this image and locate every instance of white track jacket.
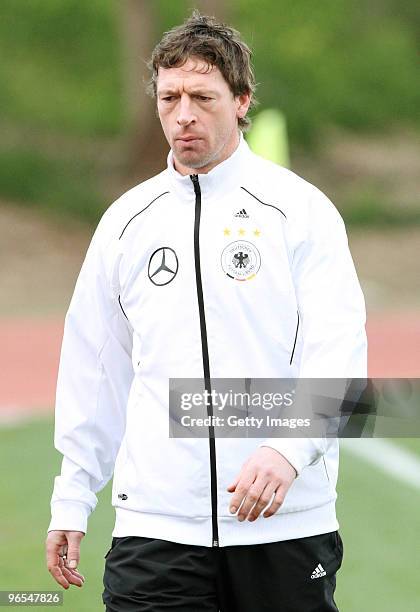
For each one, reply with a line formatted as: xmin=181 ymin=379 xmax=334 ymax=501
xmin=48 ymin=134 xmax=367 ymax=547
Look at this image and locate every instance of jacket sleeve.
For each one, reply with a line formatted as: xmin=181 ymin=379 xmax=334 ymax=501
xmin=47 ymin=210 xmax=134 ymax=533
xmin=260 ymin=185 xmax=368 ymax=474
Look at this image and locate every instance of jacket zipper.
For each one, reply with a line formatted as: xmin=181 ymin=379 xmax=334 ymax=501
xmin=190 ymin=173 xmax=219 ymax=547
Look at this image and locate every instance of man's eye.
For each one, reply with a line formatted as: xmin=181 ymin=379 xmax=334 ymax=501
xmin=162 ymin=96 xmax=175 ymax=102
xmin=197 ymin=96 xmax=211 ymax=101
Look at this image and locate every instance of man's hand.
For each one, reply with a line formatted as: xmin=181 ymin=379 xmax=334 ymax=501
xmin=227 ymin=446 xmax=297 ymax=522
xmin=46 ymin=530 xmax=85 ymax=590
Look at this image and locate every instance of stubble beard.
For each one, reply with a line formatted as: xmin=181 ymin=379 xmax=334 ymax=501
xmin=172 ymin=139 xmax=223 ymax=172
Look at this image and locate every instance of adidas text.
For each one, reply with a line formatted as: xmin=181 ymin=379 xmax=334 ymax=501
xmin=234 ymin=208 xmax=249 ymax=218
xmin=310 ymin=563 xmax=326 ymax=579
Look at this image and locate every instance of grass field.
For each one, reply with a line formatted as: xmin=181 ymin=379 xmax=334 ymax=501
xmin=0 ymin=417 xmax=419 ymax=611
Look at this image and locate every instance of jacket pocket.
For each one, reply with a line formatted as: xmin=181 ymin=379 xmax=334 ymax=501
xmin=289 ymin=310 xmax=300 ymax=365
xmin=322 ymin=456 xmax=330 ymax=482
xmin=104 ymin=537 xmax=117 ymax=559
xmin=333 ymin=531 xmax=344 ymax=565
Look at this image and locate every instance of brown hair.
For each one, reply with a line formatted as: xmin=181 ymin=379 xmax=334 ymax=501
xmin=147 ymin=11 xmax=258 ymax=131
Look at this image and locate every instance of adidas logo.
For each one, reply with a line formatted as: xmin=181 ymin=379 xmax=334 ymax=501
xmin=310 ymin=563 xmax=326 ymax=579
xmin=234 ymin=208 xmax=249 ymax=218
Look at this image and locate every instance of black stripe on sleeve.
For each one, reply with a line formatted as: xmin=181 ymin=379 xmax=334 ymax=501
xmin=240 ymin=186 xmax=287 ymax=219
xmin=119 ymin=191 xmax=169 ymax=239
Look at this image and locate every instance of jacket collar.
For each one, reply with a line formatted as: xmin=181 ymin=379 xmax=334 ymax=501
xmin=165 ymin=131 xmax=252 ymax=201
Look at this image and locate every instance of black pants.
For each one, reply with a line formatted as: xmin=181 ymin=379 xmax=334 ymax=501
xmin=103 ymin=531 xmax=343 ymax=611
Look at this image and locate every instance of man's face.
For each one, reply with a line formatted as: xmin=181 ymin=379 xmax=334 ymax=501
xmin=156 ymin=57 xmax=250 ymax=175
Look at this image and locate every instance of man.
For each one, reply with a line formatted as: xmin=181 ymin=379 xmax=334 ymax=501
xmin=46 ymin=11 xmax=367 ymax=611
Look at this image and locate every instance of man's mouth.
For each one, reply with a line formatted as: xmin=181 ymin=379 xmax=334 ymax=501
xmin=176 ymin=136 xmax=202 ymax=142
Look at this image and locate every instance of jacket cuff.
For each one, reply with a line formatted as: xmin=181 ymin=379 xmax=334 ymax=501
xmin=259 ymin=438 xmax=323 ymax=476
xmin=47 ymin=501 xmax=91 ymax=534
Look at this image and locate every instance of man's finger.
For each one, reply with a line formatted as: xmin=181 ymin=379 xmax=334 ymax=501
xmin=47 ymin=554 xmax=70 ymax=590
xmin=66 ymin=532 xmax=83 ymax=569
xmin=247 ymin=483 xmax=277 ymax=521
xmin=60 ymin=559 xmax=84 ymax=587
xmin=236 ymin=476 xmax=267 ymax=521
xmin=228 ymin=472 xmax=256 ymax=514
xmin=58 ymin=543 xmax=68 ymax=559
xmin=226 ymin=475 xmax=240 ymax=492
xmin=60 ymin=555 xmax=85 ymax=580
xmin=46 ymin=540 xmax=70 ymax=590
xmin=262 ymin=486 xmax=286 ymax=518
xmin=227 ymin=457 xmax=251 ymax=492
xmin=65 ymin=565 xmax=85 ymax=582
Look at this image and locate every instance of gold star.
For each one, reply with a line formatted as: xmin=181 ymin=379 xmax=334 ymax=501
xmin=253 ymin=229 xmax=261 ymax=237
xmin=223 ymin=228 xmax=231 ymax=236
xmin=238 ymin=228 xmax=245 ymax=236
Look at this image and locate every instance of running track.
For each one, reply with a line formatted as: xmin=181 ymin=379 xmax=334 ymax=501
xmin=0 ymin=313 xmax=419 ymax=422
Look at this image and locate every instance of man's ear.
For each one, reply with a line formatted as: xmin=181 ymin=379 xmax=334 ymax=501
xmin=236 ymin=92 xmax=251 ymax=120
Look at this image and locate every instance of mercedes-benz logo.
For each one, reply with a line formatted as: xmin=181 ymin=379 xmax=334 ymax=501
xmin=148 ymin=247 xmax=179 ymax=286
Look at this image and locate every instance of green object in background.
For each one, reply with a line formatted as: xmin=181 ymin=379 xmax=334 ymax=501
xmin=247 ymin=109 xmax=290 ymax=168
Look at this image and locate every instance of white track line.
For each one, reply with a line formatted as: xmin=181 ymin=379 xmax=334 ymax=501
xmin=1 ymin=414 xmax=419 ymax=492
xmin=341 ymin=438 xmax=420 ymax=490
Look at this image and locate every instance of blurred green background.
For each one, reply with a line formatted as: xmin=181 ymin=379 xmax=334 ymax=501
xmin=0 ymin=0 xmax=419 ymax=224
xmin=1 ymin=1 xmax=419 ymax=610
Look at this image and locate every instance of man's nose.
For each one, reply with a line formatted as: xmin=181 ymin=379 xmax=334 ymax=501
xmin=177 ymin=95 xmax=195 ymax=126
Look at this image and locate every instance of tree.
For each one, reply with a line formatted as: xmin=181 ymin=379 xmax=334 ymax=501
xmin=119 ymin=0 xmax=228 ymax=183
xmin=119 ymin=0 xmax=167 ymax=183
